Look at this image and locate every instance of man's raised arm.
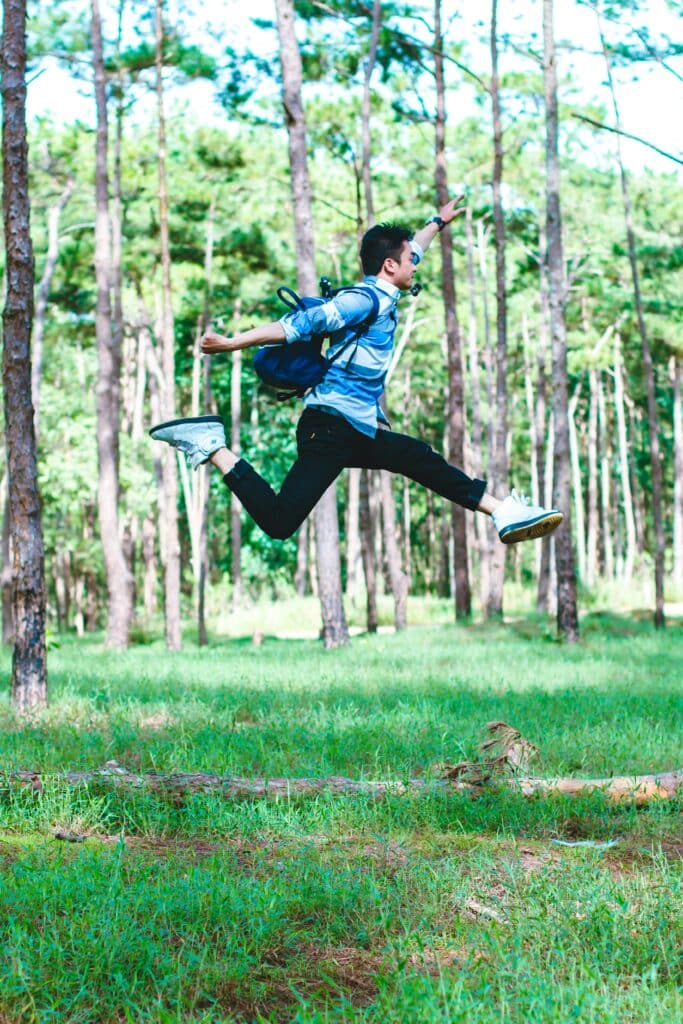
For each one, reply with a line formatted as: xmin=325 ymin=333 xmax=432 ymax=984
xmin=412 ymin=194 xmax=466 ymax=255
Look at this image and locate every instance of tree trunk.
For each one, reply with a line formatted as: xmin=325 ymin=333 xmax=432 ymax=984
xmin=672 ymin=357 xmax=683 ymax=590
xmin=464 ymin=209 xmax=487 ymax=593
xmin=586 ymin=368 xmax=599 ymax=587
xmin=598 ymin=371 xmax=614 ymax=581
xmin=197 ymin=207 xmax=216 ymax=645
xmin=10 ymin=764 xmax=681 ymax=807
xmin=359 ymin=469 xmax=378 ymax=632
xmin=613 ymin=334 xmax=637 ymax=580
xmin=379 ymin=470 xmax=408 ymax=629
xmin=435 ymin=0 xmax=470 ymax=619
xmin=345 ymin=468 xmax=361 ymax=603
xmin=361 ymin=0 xmax=381 ymax=227
xmin=543 ymin=0 xmax=578 ymax=641
xmin=230 ymin=346 xmax=242 ymax=612
xmin=141 ymin=514 xmax=157 ymax=618
xmin=294 ymin=521 xmax=308 ymax=597
xmin=568 ymin=386 xmax=586 ymax=581
xmin=31 ymin=178 xmax=74 ymax=439
xmin=155 ymin=0 xmax=182 ymax=650
xmin=1 ymin=0 xmax=48 ymax=708
xmin=1 ymin=479 xmax=13 ymax=644
xmin=275 ymin=0 xmax=348 ymax=646
xmin=597 ymin=10 xmax=664 ymax=627
xmin=485 ymin=0 xmax=508 ymax=620
xmin=536 ymin=222 xmax=552 ymax=612
xmin=91 ymin=0 xmax=133 ymax=650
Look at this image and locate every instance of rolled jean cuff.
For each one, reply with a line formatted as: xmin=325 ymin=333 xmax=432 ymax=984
xmin=224 ymin=458 xmax=251 ymax=485
xmin=464 ymin=477 xmax=487 ymax=512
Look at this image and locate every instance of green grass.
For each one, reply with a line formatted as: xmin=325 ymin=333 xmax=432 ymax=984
xmin=0 ymin=609 xmax=681 ymax=1022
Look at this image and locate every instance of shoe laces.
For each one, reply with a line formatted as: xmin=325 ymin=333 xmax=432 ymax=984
xmin=510 ymin=488 xmax=531 ymax=507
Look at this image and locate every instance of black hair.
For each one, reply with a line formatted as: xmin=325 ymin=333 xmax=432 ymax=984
xmin=360 ymin=222 xmax=413 ymax=275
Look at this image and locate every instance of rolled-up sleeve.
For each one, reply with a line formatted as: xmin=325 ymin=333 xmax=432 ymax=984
xmin=410 ymin=240 xmax=424 ymax=265
xmin=280 ymin=290 xmax=375 ymax=344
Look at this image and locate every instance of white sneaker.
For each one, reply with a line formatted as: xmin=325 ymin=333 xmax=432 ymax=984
xmin=491 ymin=489 xmax=563 ymax=545
xmin=149 ymin=415 xmax=226 ymax=470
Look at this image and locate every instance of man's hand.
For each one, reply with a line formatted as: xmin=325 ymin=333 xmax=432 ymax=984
xmin=438 ymin=193 xmax=466 ymax=225
xmin=201 ymin=330 xmax=235 ymax=354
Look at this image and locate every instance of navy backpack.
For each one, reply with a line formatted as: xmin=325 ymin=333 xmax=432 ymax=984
xmin=253 ymin=278 xmax=380 ymax=401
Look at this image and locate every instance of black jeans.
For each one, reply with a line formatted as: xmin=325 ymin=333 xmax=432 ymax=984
xmin=224 ymin=407 xmax=487 ymax=540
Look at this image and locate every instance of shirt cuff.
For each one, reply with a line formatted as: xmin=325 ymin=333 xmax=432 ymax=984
xmin=279 ymin=315 xmax=299 ymax=342
xmin=410 ymin=240 xmax=424 ymax=265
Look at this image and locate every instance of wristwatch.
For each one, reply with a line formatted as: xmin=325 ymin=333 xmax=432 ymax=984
xmin=425 ymin=215 xmax=446 ymax=231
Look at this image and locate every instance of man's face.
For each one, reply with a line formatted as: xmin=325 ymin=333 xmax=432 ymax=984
xmin=384 ymin=241 xmax=416 ymax=291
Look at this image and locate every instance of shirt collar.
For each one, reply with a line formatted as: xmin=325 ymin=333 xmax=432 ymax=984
xmin=364 ymin=275 xmax=400 ymax=300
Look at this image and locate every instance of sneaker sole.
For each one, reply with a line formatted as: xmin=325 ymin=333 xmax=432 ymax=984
xmin=499 ymin=511 xmax=564 ymax=545
xmin=149 ymin=415 xmax=223 ymax=440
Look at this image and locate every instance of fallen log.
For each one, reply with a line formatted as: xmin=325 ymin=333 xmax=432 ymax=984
xmin=1 ymin=762 xmax=681 ymax=805
xmin=1 ymin=723 xmax=680 ymax=806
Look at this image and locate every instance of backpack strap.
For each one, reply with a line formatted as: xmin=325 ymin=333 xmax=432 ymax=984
xmin=326 ymin=285 xmax=381 ymax=372
xmin=276 ymin=286 xmax=305 ymax=312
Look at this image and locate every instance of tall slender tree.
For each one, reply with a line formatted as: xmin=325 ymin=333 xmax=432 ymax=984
xmin=1 ymin=0 xmax=48 ymax=707
xmin=155 ymin=0 xmax=182 ymax=650
xmin=543 ymin=0 xmax=579 ymax=641
xmin=485 ymin=0 xmax=508 ymax=619
xmin=275 ymin=0 xmax=348 ymax=647
xmin=90 ymin=0 xmax=134 ymax=649
xmin=672 ymin=356 xmax=683 ymax=590
xmin=434 ymin=0 xmax=470 ymax=619
xmin=595 ymin=5 xmax=665 ymax=627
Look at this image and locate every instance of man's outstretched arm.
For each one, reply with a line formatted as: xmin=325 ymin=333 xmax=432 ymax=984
xmin=201 ymin=321 xmax=286 ymax=354
xmin=412 ymin=194 xmax=466 ymax=255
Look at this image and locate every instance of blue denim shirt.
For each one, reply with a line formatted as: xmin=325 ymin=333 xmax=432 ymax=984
xmin=279 ymin=243 xmax=424 ymax=437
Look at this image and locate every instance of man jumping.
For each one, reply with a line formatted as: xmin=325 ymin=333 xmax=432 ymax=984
xmin=150 ymin=197 xmax=563 ymax=547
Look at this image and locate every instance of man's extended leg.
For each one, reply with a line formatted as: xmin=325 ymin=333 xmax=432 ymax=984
xmin=150 ymin=411 xmax=347 ymax=540
xmin=358 ymin=428 xmax=562 ymax=544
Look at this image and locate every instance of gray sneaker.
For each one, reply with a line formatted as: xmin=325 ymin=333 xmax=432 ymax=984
xmin=492 ymin=489 xmax=563 ymax=545
xmin=149 ymin=415 xmax=226 ymax=470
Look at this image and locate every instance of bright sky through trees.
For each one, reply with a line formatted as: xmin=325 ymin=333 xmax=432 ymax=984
xmin=27 ymin=0 xmax=682 ymax=174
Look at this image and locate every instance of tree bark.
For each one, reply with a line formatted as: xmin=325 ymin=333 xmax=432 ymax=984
xmin=536 ymin=222 xmax=552 ymax=612
xmin=8 ymin=764 xmax=681 ymax=807
xmin=379 ymin=470 xmax=408 ymax=629
xmin=275 ymin=0 xmax=348 ymax=647
xmin=435 ymin=0 xmax=470 ymax=619
xmin=485 ymin=0 xmax=508 ymax=620
xmin=31 ymin=178 xmax=74 ymax=439
xmin=597 ymin=12 xmax=665 ymax=627
xmin=155 ymin=0 xmax=182 ymax=650
xmin=345 ymin=468 xmax=361 ymax=603
xmin=1 ymin=479 xmax=13 ymax=644
xmin=672 ymin=357 xmax=683 ymax=590
xmin=230 ymin=346 xmax=242 ymax=612
xmin=613 ymin=334 xmax=637 ymax=580
xmin=359 ymin=469 xmax=378 ymax=632
xmin=361 ymin=0 xmax=381 ymax=227
xmin=91 ymin=0 xmax=133 ymax=650
xmin=543 ymin=0 xmax=578 ymax=641
xmin=568 ymin=386 xmax=586 ymax=581
xmin=1 ymin=0 xmax=48 ymax=708
xmin=586 ymin=368 xmax=599 ymax=587
xmin=464 ymin=210 xmax=488 ymax=593
xmin=598 ymin=371 xmax=614 ymax=581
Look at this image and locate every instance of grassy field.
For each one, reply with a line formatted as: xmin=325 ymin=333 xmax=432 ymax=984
xmin=0 ymin=606 xmax=681 ymax=1023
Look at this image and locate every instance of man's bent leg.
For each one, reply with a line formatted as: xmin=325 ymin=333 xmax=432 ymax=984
xmin=222 ymin=451 xmax=344 ymax=540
